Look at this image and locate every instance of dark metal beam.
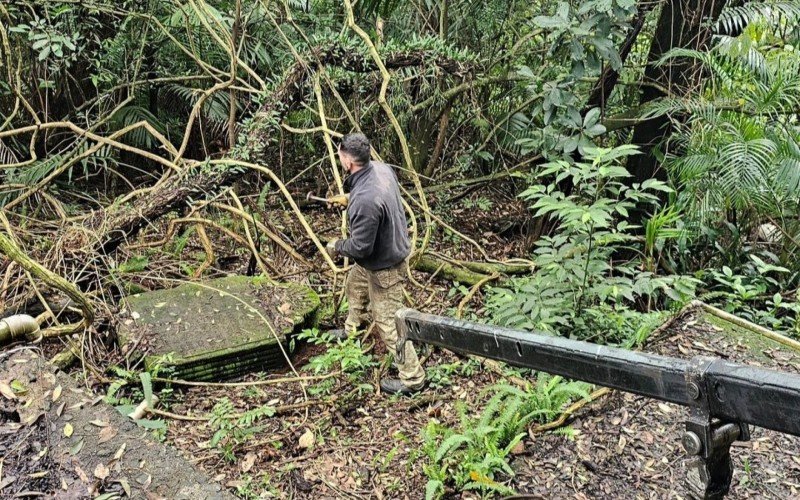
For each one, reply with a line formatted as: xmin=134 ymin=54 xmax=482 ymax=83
xmin=396 ymin=309 xmax=800 ymax=437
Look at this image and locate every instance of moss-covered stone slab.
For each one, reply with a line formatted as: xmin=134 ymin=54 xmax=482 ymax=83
xmin=118 ymin=276 xmax=319 ymax=380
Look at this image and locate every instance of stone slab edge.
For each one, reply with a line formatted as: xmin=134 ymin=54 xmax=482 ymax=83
xmin=0 ymin=350 xmax=235 ymax=499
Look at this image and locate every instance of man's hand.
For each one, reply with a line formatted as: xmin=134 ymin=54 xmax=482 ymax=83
xmin=325 ymin=239 xmax=340 ymax=260
xmin=326 ymin=194 xmax=349 ymax=210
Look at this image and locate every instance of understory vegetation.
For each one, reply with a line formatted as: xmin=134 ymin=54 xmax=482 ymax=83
xmin=2 ymin=0 xmax=800 ymax=498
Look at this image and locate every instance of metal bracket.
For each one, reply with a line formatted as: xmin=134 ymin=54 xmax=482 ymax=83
xmin=683 ymin=357 xmax=750 ymax=499
xmin=396 ymin=309 xmax=800 ymax=499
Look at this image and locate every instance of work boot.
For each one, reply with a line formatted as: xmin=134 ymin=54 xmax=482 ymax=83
xmin=380 ymin=378 xmax=425 ymax=395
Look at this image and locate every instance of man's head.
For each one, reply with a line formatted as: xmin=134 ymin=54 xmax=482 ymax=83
xmin=337 ymin=133 xmax=371 ymax=174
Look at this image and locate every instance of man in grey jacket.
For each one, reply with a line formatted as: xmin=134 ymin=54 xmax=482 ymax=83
xmin=326 ymin=133 xmax=426 ymax=394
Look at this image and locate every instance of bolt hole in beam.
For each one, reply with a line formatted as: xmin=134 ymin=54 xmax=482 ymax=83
xmin=516 ymin=341 xmax=523 ymax=357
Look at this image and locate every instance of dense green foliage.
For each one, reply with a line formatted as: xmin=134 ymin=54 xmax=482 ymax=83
xmin=3 ymin=0 xmax=800 ymax=498
xmin=420 ymin=374 xmax=591 ymax=498
xmin=486 ymin=145 xmax=691 ymax=342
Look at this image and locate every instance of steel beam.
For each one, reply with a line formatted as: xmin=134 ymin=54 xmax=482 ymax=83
xmin=396 ymin=308 xmax=800 ymax=437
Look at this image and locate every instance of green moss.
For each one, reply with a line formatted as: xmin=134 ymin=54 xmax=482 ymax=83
xmin=119 ymin=277 xmax=319 ymax=381
xmin=702 ymin=312 xmax=797 ymax=362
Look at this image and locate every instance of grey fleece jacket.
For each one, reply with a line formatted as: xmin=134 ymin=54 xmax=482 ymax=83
xmin=334 ymin=161 xmax=411 ymax=271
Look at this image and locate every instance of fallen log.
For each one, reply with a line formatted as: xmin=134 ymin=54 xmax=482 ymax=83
xmin=0 ymin=231 xmax=92 ymax=336
xmin=444 ymin=256 xmax=531 ymax=276
xmin=412 ymin=254 xmax=490 ymax=286
xmin=411 ymin=253 xmax=531 ymax=286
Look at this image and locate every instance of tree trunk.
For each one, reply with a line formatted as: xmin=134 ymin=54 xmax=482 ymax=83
xmin=585 ymin=6 xmax=652 ymax=112
xmin=626 ymin=0 xmax=727 ymax=184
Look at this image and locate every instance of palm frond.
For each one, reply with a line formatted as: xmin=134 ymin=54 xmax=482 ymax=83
xmin=0 ymin=139 xmax=19 ymax=165
xmin=108 ymin=105 xmax=167 ymax=150
xmin=717 ymin=2 xmax=800 ymax=36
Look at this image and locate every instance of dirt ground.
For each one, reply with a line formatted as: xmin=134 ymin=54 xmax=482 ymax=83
xmin=3 ymin=193 xmax=800 ymax=498
xmin=0 ymin=348 xmax=235 ymax=499
xmin=149 ymin=307 xmax=800 ymax=499
xmin=509 ymin=310 xmax=800 ymax=499
xmin=5 ymin=301 xmax=798 ymax=499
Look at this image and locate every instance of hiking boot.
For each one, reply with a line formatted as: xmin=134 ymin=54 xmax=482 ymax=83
xmin=380 ymin=378 xmax=425 ymax=395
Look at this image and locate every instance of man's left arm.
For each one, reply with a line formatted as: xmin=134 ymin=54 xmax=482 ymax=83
xmin=331 ymin=203 xmax=380 ymax=260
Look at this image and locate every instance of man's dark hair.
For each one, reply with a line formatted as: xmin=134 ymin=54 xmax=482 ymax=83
xmin=339 ymin=133 xmax=371 ymax=166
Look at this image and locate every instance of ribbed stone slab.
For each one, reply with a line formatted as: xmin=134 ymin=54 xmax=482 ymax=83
xmin=118 ymin=276 xmax=319 ymax=380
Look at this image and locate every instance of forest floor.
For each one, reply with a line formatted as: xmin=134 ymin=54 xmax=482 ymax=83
xmin=510 ymin=310 xmax=800 ymax=499
xmin=154 ymin=308 xmax=800 ymax=499
xmin=2 ymin=188 xmax=799 ymax=498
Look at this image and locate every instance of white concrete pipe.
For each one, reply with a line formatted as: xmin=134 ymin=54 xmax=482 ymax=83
xmin=0 ymin=315 xmax=39 ymax=344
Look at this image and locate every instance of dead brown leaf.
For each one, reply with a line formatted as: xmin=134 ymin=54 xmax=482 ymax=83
xmin=241 ymin=452 xmax=256 ymax=472
xmin=75 ymin=465 xmax=90 ymax=483
xmin=510 ymin=441 xmax=526 ymax=455
xmin=298 ymin=428 xmax=315 ymax=449
xmin=119 ymin=477 xmax=131 ymax=497
xmin=98 ymin=425 xmax=117 ymax=444
xmin=94 ymin=463 xmax=110 ymax=480
xmin=0 ymin=381 xmax=16 ymax=400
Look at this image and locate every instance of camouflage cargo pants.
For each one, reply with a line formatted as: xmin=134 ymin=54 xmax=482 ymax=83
xmin=344 ymin=260 xmax=425 ymax=386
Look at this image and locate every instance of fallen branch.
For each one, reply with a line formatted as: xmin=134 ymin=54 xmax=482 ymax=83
xmin=43 ymin=42 xmax=466 ymax=278
xmin=528 ymin=387 xmax=612 ymax=435
xmin=412 ymin=253 xmax=531 ymax=286
xmin=145 ymin=397 xmax=332 ymax=422
xmin=456 ymin=272 xmax=500 ymax=319
xmin=429 ymin=252 xmax=532 ymax=276
xmin=412 ymin=254 xmax=490 ymax=286
xmin=152 ymin=371 xmax=338 ymax=387
xmin=691 ymin=300 xmax=800 ymax=352
xmin=0 ymin=230 xmax=93 ymax=336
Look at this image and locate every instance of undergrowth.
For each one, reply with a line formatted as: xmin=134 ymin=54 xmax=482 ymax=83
xmin=486 ymin=145 xmax=697 ymax=344
xmin=297 ymin=328 xmax=376 ymax=395
xmin=420 ymin=374 xmax=591 ymax=499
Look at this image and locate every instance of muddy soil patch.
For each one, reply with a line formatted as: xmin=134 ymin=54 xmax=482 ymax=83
xmin=0 ymin=348 xmax=235 ymax=498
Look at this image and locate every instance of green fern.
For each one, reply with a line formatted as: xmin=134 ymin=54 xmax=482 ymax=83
xmin=421 ymin=373 xmax=592 ymax=498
